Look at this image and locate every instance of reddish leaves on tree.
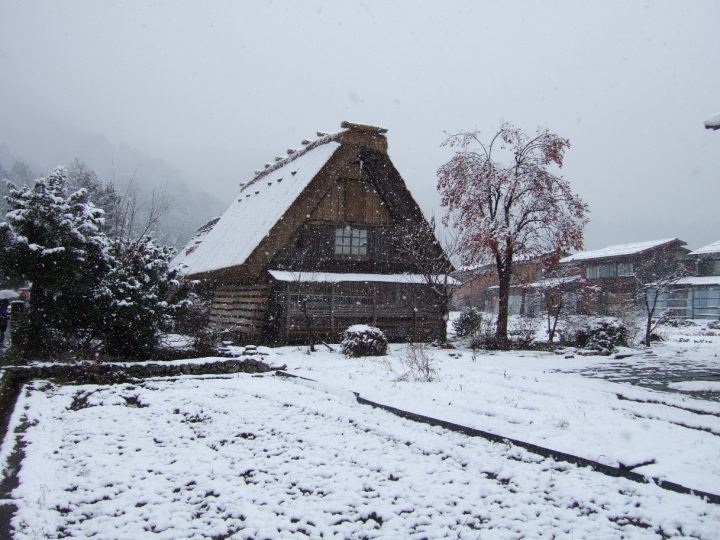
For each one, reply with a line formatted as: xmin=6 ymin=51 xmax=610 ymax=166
xmin=437 ymin=122 xmax=589 ymax=270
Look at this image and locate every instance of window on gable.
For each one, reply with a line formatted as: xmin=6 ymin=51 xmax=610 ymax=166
xmin=334 ymin=226 xmax=368 ymax=257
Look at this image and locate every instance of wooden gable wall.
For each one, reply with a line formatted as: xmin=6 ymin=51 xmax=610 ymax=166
xmin=311 ymin=180 xmax=391 ymax=225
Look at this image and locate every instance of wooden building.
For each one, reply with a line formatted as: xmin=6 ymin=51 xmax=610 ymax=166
xmin=654 ymin=240 xmax=720 ymax=319
xmin=452 ymin=253 xmax=557 ymax=314
xmin=555 ymin=238 xmax=691 ymax=316
xmin=174 ymin=122 xmax=456 ymax=344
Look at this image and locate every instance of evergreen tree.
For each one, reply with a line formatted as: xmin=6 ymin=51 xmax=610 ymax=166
xmin=0 ymin=167 xmax=109 ymax=356
xmin=66 ymin=159 xmax=122 ymax=236
xmin=96 ymin=236 xmax=184 ymax=357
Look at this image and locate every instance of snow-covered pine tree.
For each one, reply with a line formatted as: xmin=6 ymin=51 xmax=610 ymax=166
xmin=0 ymin=167 xmax=109 ymax=356
xmin=96 ymin=236 xmax=184 ymax=357
xmin=66 ymin=159 xmax=122 ymax=236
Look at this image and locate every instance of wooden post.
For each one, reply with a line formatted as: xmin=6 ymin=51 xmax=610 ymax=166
xmin=412 ymin=307 xmax=418 ymax=340
xmin=330 ymin=284 xmax=336 ymax=333
xmin=285 ymin=283 xmax=291 ymax=342
xmin=372 ymin=285 xmax=377 ymax=325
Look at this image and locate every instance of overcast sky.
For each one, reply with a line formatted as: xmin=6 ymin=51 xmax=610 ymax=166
xmin=1 ymin=0 xmax=718 ymax=250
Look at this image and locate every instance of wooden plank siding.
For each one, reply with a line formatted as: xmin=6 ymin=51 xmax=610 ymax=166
xmin=209 ymin=284 xmax=269 ymax=337
xmin=311 ymin=179 xmax=392 ymax=225
xmin=270 ymin=281 xmax=446 ymax=344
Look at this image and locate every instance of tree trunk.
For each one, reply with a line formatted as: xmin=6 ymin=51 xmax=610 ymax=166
xmin=434 ymin=289 xmax=450 ymax=345
xmin=495 ymin=271 xmax=511 ymax=348
xmin=25 ymin=282 xmax=48 ymax=356
xmin=644 ymin=313 xmax=653 ymax=347
xmin=301 ymin=297 xmax=315 ymax=353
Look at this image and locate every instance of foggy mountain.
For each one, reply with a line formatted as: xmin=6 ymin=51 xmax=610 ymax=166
xmin=0 ymin=104 xmax=224 ymax=247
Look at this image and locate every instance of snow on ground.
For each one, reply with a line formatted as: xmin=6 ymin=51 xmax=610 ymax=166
xmin=668 ymin=381 xmax=720 ymax=392
xmin=11 ymin=375 xmax=720 ymax=539
xmin=157 ymin=333 xmax=195 ymax=351
xmin=277 ymin=330 xmax=720 ymax=494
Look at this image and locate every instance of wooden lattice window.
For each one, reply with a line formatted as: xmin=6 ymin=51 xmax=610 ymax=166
xmin=334 ymin=226 xmax=367 ymax=257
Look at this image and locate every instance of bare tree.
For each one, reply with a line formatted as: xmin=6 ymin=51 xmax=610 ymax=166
xmin=114 ymin=174 xmax=169 ymax=243
xmin=281 ymin=230 xmax=319 ymax=353
xmin=66 ymin=160 xmax=170 ymax=244
xmin=540 ymin=275 xmax=573 ymax=344
xmin=635 ymin=256 xmax=689 ymax=346
xmin=396 ymin=217 xmax=459 ymax=343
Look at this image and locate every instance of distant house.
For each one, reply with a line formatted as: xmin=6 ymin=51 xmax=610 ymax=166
xmin=690 ymin=240 xmax=720 ymax=277
xmin=653 ymin=240 xmax=720 ymax=319
xmin=452 ymin=253 xmax=558 ymax=315
xmin=452 ymin=263 xmax=496 ymax=310
xmin=557 ymin=238 xmax=691 ymax=316
xmin=174 ymin=122 xmax=456 ymax=344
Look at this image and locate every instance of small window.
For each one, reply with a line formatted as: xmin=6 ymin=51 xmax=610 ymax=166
xmin=617 ymin=262 xmax=634 ymax=276
xmin=598 ymin=264 xmax=615 ymax=278
xmin=334 ymin=226 xmax=367 ymax=257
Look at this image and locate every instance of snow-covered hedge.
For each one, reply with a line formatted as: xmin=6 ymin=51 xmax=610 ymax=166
xmin=341 ymin=325 xmax=388 ymax=357
xmin=660 ymin=318 xmax=697 ymax=328
xmin=574 ymin=317 xmax=627 ymax=355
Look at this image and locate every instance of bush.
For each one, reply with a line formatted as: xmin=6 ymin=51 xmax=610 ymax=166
xmin=453 ymin=307 xmax=484 ymax=338
xmin=508 ymin=317 xmax=537 ymax=348
xmin=706 ymin=320 xmax=720 ymax=330
xmin=467 ymin=318 xmax=499 ymax=351
xmin=192 ymin=323 xmax=225 ymax=356
xmin=660 ymin=318 xmax=697 ymax=328
xmin=574 ymin=317 xmax=627 ymax=355
xmin=341 ymin=325 xmax=388 ymax=357
xmin=399 ymin=342 xmax=437 ymax=382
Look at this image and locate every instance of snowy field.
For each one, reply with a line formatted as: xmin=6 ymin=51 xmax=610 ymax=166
xmin=2 ymin=319 xmax=719 ymax=537
xmin=276 ymin=334 xmax=720 ymax=495
xmin=8 ymin=375 xmax=720 ymax=539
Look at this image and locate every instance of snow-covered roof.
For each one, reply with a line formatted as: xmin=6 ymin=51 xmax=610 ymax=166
xmin=704 ymin=112 xmax=720 ymax=130
xmin=689 ymin=240 xmax=720 ymax=256
xmin=171 ymin=217 xmax=220 ymax=271
xmin=268 ymin=270 xmax=460 ymax=285
xmin=175 ymin=140 xmax=340 ymax=276
xmin=457 ymin=252 xmax=555 ymax=273
xmin=560 ymin=238 xmax=679 ymax=263
xmin=526 ymin=275 xmax=581 ymax=289
xmin=674 ymin=276 xmax=720 ymax=287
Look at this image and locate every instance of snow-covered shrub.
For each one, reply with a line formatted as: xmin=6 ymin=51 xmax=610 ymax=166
xmin=660 ymin=318 xmax=697 ymax=328
xmin=173 ymin=282 xmax=212 ymax=337
xmin=468 ymin=316 xmax=502 ymax=350
xmin=707 ymin=320 xmax=720 ymax=330
xmin=452 ymin=306 xmax=484 ymax=338
xmin=192 ymin=323 xmax=225 ymax=356
xmin=574 ymin=317 xmax=628 ymax=355
xmin=341 ymin=325 xmax=388 ymax=357
xmin=508 ymin=316 xmax=537 ymax=348
xmin=399 ymin=342 xmax=438 ymax=382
